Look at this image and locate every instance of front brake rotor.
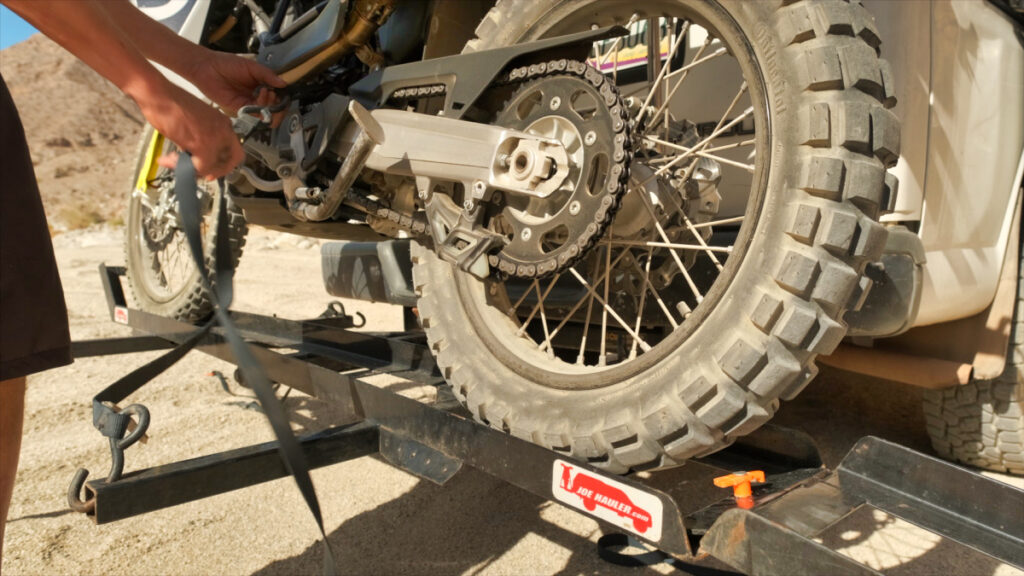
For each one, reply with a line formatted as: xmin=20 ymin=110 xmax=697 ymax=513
xmin=141 ymin=180 xmax=179 ymax=251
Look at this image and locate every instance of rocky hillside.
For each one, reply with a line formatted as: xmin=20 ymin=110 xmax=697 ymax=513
xmin=1 ymin=34 xmax=144 ymax=231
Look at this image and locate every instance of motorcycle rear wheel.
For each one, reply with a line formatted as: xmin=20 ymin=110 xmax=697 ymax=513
xmin=413 ymin=0 xmax=900 ymax=473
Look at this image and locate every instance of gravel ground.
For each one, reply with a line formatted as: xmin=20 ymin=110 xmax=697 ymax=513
xmin=3 ymin=225 xmax=1022 ymax=576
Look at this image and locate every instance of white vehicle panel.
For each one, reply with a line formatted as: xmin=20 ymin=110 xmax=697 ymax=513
xmin=863 ymin=0 xmax=930 ymax=223
xmin=867 ymin=0 xmax=1023 ymax=327
xmin=916 ymin=1 xmax=1024 ymax=326
xmin=131 ymin=0 xmax=211 ymax=101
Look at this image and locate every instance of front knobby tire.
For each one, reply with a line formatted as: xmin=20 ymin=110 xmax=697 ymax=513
xmin=414 ymin=0 xmax=900 ymax=473
xmin=125 ymin=125 xmax=248 ymax=322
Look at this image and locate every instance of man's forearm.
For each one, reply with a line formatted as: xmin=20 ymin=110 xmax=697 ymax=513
xmin=99 ymin=1 xmax=210 ymax=81
xmin=2 ymin=0 xmax=172 ymax=107
xmin=3 ymin=0 xmax=281 ymax=178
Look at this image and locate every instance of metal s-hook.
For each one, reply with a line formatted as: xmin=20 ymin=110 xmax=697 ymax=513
xmin=67 ymin=403 xmax=151 ymax=515
xmin=320 ymin=301 xmax=366 ymax=327
xmin=67 ymin=468 xmax=96 ymax=514
xmin=115 ymin=404 xmax=150 ymax=455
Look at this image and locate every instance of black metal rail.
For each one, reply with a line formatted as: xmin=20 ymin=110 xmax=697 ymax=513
xmin=72 ymin=264 xmax=1024 ymax=574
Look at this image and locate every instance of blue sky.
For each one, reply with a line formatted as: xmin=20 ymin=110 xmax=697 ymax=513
xmin=0 ymin=6 xmax=38 ymax=50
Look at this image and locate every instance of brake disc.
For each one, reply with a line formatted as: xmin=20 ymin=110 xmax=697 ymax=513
xmin=487 ymin=63 xmax=632 ymax=279
xmin=141 ymin=180 xmax=179 ymax=251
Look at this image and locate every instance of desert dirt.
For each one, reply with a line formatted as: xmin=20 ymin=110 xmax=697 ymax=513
xmin=2 ymin=35 xmax=1023 ymax=576
xmin=1 ymin=35 xmax=142 ymax=233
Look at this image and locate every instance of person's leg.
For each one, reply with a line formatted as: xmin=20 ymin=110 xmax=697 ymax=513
xmin=0 ymin=376 xmax=26 ymax=567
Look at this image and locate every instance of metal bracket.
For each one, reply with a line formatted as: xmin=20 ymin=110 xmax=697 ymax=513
xmin=423 ymin=192 xmax=505 ymax=279
xmin=379 ymin=429 xmax=462 ymax=485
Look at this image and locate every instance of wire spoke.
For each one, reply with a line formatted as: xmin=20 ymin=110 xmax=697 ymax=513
xmin=603 ymin=238 xmax=732 ymax=253
xmin=591 ymin=13 xmax=640 ymax=70
xmin=509 ymin=280 xmax=535 ymax=312
xmin=635 ymin=21 xmax=691 ymax=126
xmin=568 ymin=268 xmax=652 ymax=352
xmin=633 ymin=190 xmax=705 ymax=303
xmin=643 ymin=41 xmax=726 ymax=135
xmin=710 ymin=81 xmax=750 ymax=136
xmin=577 ymin=289 xmax=596 ymax=365
xmin=537 ymin=282 xmax=555 ymax=359
xmin=623 ymin=249 xmax=679 ymax=329
xmin=661 ymin=18 xmax=672 ymax=144
xmin=629 ymin=250 xmax=652 ymax=359
xmin=600 ymin=235 xmax=613 ymax=364
xmin=688 ymin=215 xmax=745 ymax=230
xmin=664 ymin=44 xmax=726 ymax=83
xmin=538 ymin=273 xmax=564 ymax=355
xmin=613 ymin=35 xmax=621 ymax=83
xmin=644 ymin=136 xmax=755 ymax=173
xmin=514 ymin=280 xmax=543 ymax=337
xmin=641 ymin=105 xmax=754 ymax=186
xmin=538 ymin=250 xmax=632 ymax=353
xmin=515 ymin=278 xmax=561 ymax=340
xmin=678 ymin=211 xmax=725 ymax=271
xmin=648 ymin=139 xmax=755 ymax=163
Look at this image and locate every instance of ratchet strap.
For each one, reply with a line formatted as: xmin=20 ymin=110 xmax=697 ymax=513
xmin=596 ymin=533 xmax=671 ymax=568
xmin=81 ymin=153 xmax=336 ymax=575
xmin=173 ymin=154 xmax=338 ymax=575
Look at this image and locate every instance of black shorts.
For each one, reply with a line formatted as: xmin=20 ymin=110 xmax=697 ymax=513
xmin=0 ymin=74 xmax=72 ymax=381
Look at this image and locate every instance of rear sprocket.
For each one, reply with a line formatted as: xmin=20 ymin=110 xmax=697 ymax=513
xmin=488 ymin=63 xmax=632 ymax=279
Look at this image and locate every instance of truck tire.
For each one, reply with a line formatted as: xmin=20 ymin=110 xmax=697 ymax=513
xmin=413 ymin=0 xmax=899 ymax=473
xmin=924 ymin=246 xmax=1024 ymax=475
xmin=125 ymin=125 xmax=247 ymax=321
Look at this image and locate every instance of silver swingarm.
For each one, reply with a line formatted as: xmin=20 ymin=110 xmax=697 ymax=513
xmin=329 ymin=102 xmax=570 ymax=204
xmin=326 ymin=102 xmax=571 ymax=277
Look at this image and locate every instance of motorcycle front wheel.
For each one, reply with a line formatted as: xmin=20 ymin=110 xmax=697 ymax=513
xmin=413 ymin=0 xmax=900 ymax=472
xmin=125 ymin=125 xmax=248 ymax=321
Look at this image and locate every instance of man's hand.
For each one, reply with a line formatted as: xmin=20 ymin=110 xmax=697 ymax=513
xmin=189 ymin=50 xmax=286 ymax=115
xmin=147 ymin=51 xmax=284 ymax=179
xmin=2 ymin=0 xmax=287 ymax=180
xmin=136 ymin=81 xmax=244 ymax=180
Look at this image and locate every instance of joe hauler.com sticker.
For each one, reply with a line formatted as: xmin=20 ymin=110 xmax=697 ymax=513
xmin=552 ymin=459 xmax=663 ymax=541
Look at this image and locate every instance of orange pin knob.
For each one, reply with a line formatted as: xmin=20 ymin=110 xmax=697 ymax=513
xmin=713 ymin=470 xmax=765 ymax=500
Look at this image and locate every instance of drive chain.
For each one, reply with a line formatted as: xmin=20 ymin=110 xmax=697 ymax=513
xmin=365 ymin=59 xmax=632 ymax=279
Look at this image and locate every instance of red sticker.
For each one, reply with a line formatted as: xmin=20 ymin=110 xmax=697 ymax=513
xmin=114 ymin=306 xmax=129 ymax=325
xmin=552 ymin=459 xmax=663 ymax=541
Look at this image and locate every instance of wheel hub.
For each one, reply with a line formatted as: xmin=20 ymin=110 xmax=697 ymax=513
xmin=142 ymin=182 xmax=180 ymax=251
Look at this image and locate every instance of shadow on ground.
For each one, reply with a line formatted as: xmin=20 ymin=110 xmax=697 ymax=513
xmin=251 ymin=465 xmax=741 ymax=576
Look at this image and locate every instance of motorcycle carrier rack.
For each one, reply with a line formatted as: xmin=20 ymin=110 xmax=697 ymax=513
xmin=69 ymin=264 xmax=1024 ymax=575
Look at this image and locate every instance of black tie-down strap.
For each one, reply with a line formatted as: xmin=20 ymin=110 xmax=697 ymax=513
xmin=67 ymin=155 xmax=337 ymax=575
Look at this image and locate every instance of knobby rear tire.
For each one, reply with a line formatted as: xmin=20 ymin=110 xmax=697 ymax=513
xmin=415 ymin=0 xmax=901 ymax=473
